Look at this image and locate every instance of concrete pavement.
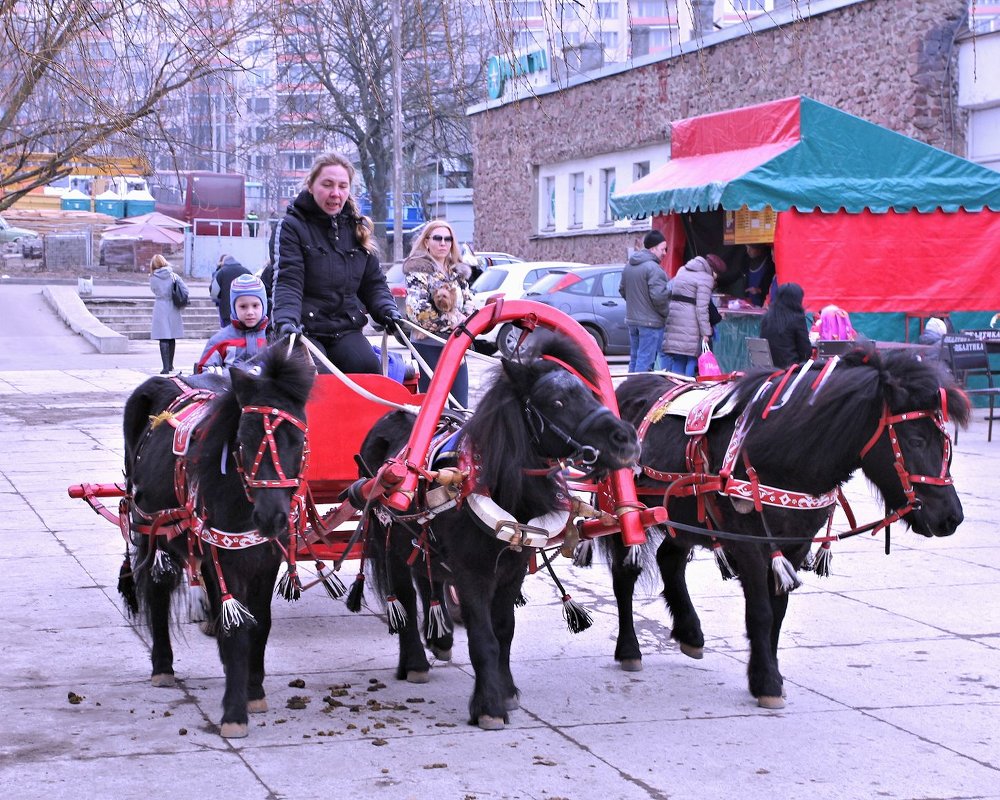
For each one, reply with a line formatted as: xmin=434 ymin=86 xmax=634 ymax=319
xmin=0 ymin=281 xmax=998 ymax=800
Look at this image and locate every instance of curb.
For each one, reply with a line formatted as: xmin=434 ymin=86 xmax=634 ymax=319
xmin=42 ymin=285 xmax=129 ymax=354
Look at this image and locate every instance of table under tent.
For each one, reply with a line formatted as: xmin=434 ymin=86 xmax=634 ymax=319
xmin=609 ymin=95 xmax=1000 ymax=370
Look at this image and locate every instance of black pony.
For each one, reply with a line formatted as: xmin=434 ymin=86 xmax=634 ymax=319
xmin=119 ymin=342 xmax=314 ymax=738
xmin=360 ymin=335 xmax=640 ymax=730
xmin=602 ymin=346 xmax=968 ymax=708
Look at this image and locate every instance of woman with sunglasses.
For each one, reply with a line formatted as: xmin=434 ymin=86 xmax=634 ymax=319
xmin=402 ymin=220 xmax=475 ymax=405
xmin=271 ymin=152 xmax=401 ymax=372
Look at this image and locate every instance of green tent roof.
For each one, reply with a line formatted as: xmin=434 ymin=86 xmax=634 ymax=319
xmin=610 ymin=96 xmax=1000 ymax=218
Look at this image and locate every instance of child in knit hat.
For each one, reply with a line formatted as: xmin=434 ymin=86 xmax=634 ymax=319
xmin=196 ymin=274 xmax=269 ymax=373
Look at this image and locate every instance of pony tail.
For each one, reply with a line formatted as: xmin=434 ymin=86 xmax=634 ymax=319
xmin=344 ymin=196 xmax=378 ymax=256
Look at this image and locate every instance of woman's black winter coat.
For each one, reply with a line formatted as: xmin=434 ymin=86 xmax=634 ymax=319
xmin=271 ymin=190 xmax=395 ymax=336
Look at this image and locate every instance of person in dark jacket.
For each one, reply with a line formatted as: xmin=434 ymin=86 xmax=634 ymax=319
xmin=271 ymin=152 xmax=400 ymax=373
xmin=620 ymin=230 xmax=672 ymax=373
xmin=759 ymin=282 xmax=811 ymax=368
xmin=210 ymin=255 xmax=251 ymax=327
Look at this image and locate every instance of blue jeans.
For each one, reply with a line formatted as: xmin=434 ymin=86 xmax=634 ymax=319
xmin=658 ymin=352 xmax=697 ymax=377
xmin=628 ymin=326 xmax=665 ymax=372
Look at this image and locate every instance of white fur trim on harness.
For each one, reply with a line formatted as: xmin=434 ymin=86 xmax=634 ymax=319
xmin=465 ymin=493 xmax=569 ymax=548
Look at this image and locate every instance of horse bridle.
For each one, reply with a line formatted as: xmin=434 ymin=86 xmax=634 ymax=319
xmin=858 ymin=388 xmax=954 ymax=528
xmin=235 ymin=405 xmax=310 ymax=499
xmin=521 ymin=369 xmax=614 ymax=469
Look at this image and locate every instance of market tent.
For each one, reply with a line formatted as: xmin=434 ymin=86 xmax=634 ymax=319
xmin=610 ymin=95 xmax=1000 ymax=217
xmin=609 ymin=96 xmax=1000 ymax=321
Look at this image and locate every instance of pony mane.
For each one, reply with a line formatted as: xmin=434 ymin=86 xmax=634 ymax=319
xmin=736 ymin=345 xmax=968 ymax=489
xmin=462 ymin=334 xmax=594 ymax=514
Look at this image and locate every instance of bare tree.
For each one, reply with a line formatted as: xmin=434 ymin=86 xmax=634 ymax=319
xmin=0 ymin=0 xmax=268 ymax=211
xmin=268 ymin=0 xmax=486 ymax=248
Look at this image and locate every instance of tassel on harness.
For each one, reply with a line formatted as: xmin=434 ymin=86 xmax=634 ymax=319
xmin=770 ymin=550 xmax=802 ymax=594
xmin=385 ymin=594 xmax=407 ymax=634
xmin=345 ymin=573 xmax=365 ymax=613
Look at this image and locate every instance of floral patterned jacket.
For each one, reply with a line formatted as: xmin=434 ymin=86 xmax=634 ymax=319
xmin=402 ymin=253 xmax=474 ymax=340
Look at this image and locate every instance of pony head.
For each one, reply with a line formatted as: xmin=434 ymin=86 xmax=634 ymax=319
xmin=198 ymin=341 xmax=315 ymax=539
xmin=863 ymin=349 xmax=969 ymax=536
xmin=464 ymin=333 xmax=639 ymax=512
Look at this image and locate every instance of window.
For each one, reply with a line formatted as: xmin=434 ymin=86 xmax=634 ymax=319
xmin=246 ymin=96 xmax=269 ymax=114
xmin=599 ymin=269 xmax=623 ymax=297
xmin=563 ymin=274 xmax=596 ymax=295
xmin=599 ymin=167 xmax=615 ymax=225
xmin=514 ymin=30 xmax=543 ymax=50
xmin=569 ymin=172 xmax=584 ymax=228
xmin=648 ymin=26 xmax=679 ymax=51
xmin=541 ymin=175 xmax=555 ymax=230
xmin=513 ymin=0 xmax=543 ymax=17
xmin=288 ymin=153 xmax=312 ymax=170
xmin=631 ymin=0 xmax=669 ymax=17
xmin=601 ymin=31 xmax=619 ymax=50
xmin=633 ymin=161 xmax=650 ymax=181
xmin=596 ymin=1 xmax=618 ymax=20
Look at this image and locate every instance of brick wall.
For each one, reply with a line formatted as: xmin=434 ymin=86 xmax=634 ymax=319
xmin=471 ymin=0 xmax=969 ymax=264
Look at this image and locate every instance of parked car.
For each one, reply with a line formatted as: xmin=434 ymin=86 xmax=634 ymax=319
xmin=0 ymin=215 xmax=40 ymax=244
xmin=470 ymin=261 xmax=588 ymax=354
xmin=518 ymin=264 xmax=629 ymax=358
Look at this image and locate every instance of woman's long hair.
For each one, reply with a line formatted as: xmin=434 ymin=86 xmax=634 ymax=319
xmin=149 ymin=253 xmax=169 ymax=273
xmin=408 ymin=219 xmax=461 ymax=267
xmin=305 ymin=152 xmax=377 ymax=255
xmin=761 ymin=282 xmax=806 ymax=335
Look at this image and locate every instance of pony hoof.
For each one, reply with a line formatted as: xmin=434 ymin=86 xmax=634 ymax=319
xmin=620 ymin=659 xmax=643 ymax=672
xmin=220 ymin=722 xmax=249 ymax=738
xmin=477 ymin=715 xmax=505 ymax=731
xmin=151 ymin=673 xmax=175 ymax=688
xmin=504 ymin=696 xmax=520 ymax=712
xmin=430 ymin=647 xmax=452 ymax=662
xmin=406 ymin=671 xmax=430 ymax=684
xmin=247 ymin=698 xmax=268 ymax=714
xmin=757 ymin=695 xmax=785 ymax=710
xmin=679 ymin=643 xmax=704 ymax=660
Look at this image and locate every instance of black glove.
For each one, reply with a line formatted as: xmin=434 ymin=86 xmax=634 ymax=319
xmin=376 ymin=308 xmax=402 ymax=329
xmin=278 ymin=322 xmax=303 ymax=338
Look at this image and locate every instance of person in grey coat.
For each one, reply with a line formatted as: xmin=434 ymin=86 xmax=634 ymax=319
xmin=620 ymin=229 xmax=672 ymax=372
xmin=149 ymin=253 xmax=187 ymax=374
xmin=659 ymin=255 xmax=720 ymax=376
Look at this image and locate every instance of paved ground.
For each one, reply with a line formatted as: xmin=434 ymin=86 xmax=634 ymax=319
xmin=1 ymin=281 xmax=998 ymax=800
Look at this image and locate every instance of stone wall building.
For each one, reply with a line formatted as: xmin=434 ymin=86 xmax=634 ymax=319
xmin=469 ymin=0 xmax=974 ymax=263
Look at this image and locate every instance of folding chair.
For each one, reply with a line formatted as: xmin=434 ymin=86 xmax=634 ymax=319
xmin=943 ymin=334 xmax=999 ymax=442
xmin=746 ymin=337 xmax=774 ymax=369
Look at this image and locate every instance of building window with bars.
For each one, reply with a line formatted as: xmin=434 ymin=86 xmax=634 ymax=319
xmin=541 ymin=175 xmax=556 ymax=231
xmin=599 ymin=168 xmax=616 ymax=225
xmin=569 ymin=172 xmax=584 ymax=228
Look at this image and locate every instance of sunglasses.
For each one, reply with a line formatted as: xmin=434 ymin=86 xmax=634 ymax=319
xmin=429 ymin=235 xmax=453 ymax=243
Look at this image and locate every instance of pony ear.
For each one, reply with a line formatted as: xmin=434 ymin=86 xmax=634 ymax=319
xmin=229 ymin=365 xmax=258 ymax=406
xmin=500 ymin=358 xmax=531 ymax=390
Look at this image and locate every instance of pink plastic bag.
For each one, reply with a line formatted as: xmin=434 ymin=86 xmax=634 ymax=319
xmin=697 ymin=342 xmax=722 ymax=377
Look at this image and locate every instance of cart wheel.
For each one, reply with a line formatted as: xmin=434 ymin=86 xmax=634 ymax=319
xmin=443 ymin=581 xmax=463 ymax=627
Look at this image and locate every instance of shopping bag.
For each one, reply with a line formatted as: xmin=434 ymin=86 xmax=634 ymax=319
xmin=697 ymin=341 xmax=722 ymax=377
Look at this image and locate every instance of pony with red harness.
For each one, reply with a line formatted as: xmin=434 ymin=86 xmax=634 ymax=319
xmin=601 ymin=344 xmax=968 ymax=709
xmin=116 ymin=340 xmax=314 ymax=738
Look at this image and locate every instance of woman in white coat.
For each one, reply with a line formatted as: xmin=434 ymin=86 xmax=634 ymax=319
xmin=149 ymin=253 xmax=187 ymax=374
